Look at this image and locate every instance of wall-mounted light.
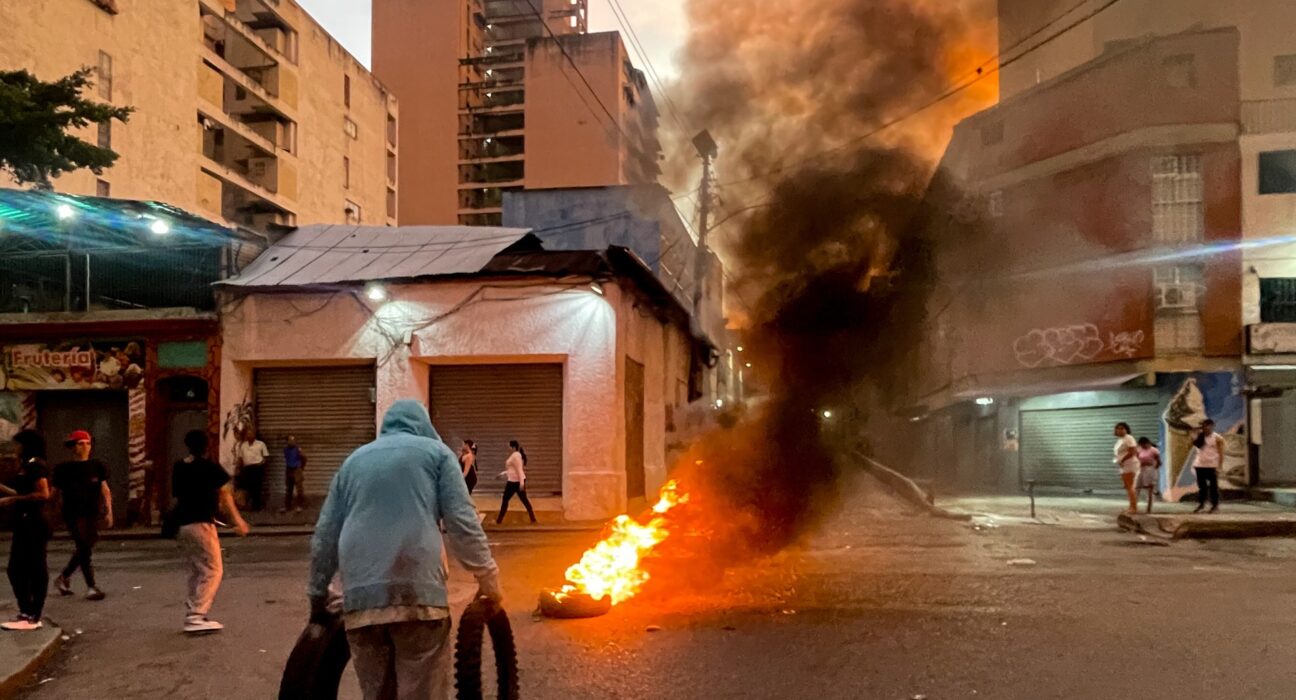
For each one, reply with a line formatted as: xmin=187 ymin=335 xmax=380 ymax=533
xmin=744 ymin=362 xmax=752 ymax=368
xmin=736 ymin=346 xmax=744 ymax=352
xmin=55 ymin=204 xmax=75 ymax=221
xmin=974 ymin=397 xmax=995 ymax=406
xmin=365 ymin=282 xmax=388 ymax=302
xmin=821 ymin=410 xmax=833 ymax=420
xmin=714 ymin=399 xmax=724 ymax=409
xmin=149 ymin=219 xmax=171 ymax=235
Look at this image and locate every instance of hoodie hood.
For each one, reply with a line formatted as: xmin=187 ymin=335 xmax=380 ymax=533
xmin=380 ymin=400 xmax=441 ymax=441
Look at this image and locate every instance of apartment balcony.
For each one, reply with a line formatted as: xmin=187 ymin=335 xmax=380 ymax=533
xmin=200 ymin=47 xmax=297 ymax=122
xmin=460 ymin=134 xmax=525 ymax=161
xmin=459 ymin=160 xmax=525 ymax=187
xmin=198 ymin=0 xmax=296 ymax=65
xmin=457 ymin=101 xmax=525 ymax=117
xmin=196 ymin=101 xmax=277 ymax=158
xmin=459 ymin=111 xmax=525 ymax=137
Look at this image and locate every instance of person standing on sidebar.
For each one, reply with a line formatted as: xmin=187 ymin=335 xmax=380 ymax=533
xmin=1192 ymin=419 xmax=1226 ymax=514
xmin=235 ymin=429 xmax=270 ymax=512
xmin=496 ymin=440 xmax=537 ymax=525
xmin=53 ymin=430 xmax=112 ymax=601
xmin=0 ymin=430 xmax=52 ymax=630
xmin=459 ymin=440 xmax=479 ymax=495
xmin=282 ymin=435 xmax=308 ymax=513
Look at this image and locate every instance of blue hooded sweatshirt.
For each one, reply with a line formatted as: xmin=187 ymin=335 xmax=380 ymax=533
xmin=308 ymin=400 xmax=497 ymax=611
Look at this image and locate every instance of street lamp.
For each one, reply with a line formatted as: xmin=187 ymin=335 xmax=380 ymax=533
xmin=55 ymin=204 xmax=75 ymax=220
xmin=149 ymin=219 xmax=171 ymax=235
xmin=365 ymin=282 xmax=388 ymax=302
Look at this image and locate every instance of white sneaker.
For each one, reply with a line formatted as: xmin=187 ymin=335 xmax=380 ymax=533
xmin=2 ymin=618 xmax=43 ymax=631
xmin=183 ymin=617 xmax=225 ymax=634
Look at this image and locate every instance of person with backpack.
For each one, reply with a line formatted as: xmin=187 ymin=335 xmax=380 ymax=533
xmin=172 ymin=430 xmax=250 ymax=634
xmin=1192 ymin=419 xmax=1225 ymax=514
xmin=496 ymin=440 xmax=537 ymax=525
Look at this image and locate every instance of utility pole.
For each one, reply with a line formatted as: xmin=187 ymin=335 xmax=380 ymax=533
xmin=691 ymin=129 xmax=717 ymax=319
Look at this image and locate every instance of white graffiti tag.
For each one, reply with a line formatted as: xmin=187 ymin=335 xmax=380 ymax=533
xmin=1108 ymin=330 xmax=1146 ymax=358
xmin=1012 ymin=324 xmax=1105 ymax=368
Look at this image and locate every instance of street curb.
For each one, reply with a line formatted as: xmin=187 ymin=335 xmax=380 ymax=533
xmin=1118 ymin=512 xmax=1296 ymax=540
xmin=0 ymin=625 xmax=62 ymax=697
xmin=855 ymin=454 xmax=972 ymax=521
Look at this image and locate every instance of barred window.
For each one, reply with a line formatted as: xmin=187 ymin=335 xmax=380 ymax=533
xmin=1151 ymin=155 xmax=1203 ymax=242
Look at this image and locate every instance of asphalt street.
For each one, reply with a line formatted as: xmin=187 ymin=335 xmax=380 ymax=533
xmin=11 ymin=474 xmax=1296 ymax=699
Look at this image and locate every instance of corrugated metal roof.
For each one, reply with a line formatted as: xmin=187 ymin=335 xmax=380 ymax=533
xmin=218 ymin=224 xmax=535 ymax=287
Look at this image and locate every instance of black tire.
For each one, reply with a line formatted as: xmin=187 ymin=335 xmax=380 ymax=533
xmin=537 ymin=589 xmax=612 ymax=619
xmin=455 ymin=599 xmax=520 ymax=700
xmin=279 ymin=616 xmax=352 ymax=700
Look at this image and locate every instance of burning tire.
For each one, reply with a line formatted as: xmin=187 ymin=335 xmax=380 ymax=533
xmin=538 ymin=589 xmax=613 ymax=619
xmin=454 ymin=599 xmax=519 ymax=700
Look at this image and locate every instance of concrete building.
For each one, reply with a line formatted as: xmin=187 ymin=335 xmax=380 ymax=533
xmin=0 ymin=0 xmax=398 ymax=229
xmin=216 ymin=225 xmax=710 ymax=520
xmin=374 ymin=0 xmax=661 ymax=226
xmin=895 ymin=11 xmax=1296 ymax=496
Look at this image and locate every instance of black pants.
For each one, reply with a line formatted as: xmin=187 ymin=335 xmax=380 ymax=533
xmin=61 ymin=514 xmax=98 ymax=588
xmin=464 ymin=469 xmax=478 ymax=495
xmin=8 ymin=517 xmax=49 ymax=619
xmin=1196 ymin=467 xmax=1220 ymax=509
xmin=496 ymin=481 xmax=536 ymax=524
xmin=239 ymin=463 xmax=267 ymax=511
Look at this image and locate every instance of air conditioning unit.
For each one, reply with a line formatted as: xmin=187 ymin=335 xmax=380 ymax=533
xmin=1157 ymin=282 xmax=1199 ymax=310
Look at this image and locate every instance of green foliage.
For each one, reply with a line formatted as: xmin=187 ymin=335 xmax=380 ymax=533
xmin=0 ymin=67 xmax=134 ymax=188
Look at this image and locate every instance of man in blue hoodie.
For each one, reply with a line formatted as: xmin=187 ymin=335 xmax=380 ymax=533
xmin=308 ymin=400 xmax=501 ymax=699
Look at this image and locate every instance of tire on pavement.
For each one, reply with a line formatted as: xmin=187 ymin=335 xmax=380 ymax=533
xmin=455 ymin=599 xmax=520 ymax=700
xmin=279 ymin=615 xmax=352 ymax=700
xmin=537 ymin=589 xmax=612 ymax=619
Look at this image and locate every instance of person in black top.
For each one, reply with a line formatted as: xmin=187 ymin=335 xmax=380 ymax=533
xmin=173 ymin=430 xmax=249 ymax=634
xmin=0 ymin=430 xmax=52 ymax=630
xmin=52 ymin=430 xmax=112 ymax=601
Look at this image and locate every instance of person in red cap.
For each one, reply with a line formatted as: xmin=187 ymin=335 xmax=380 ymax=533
xmin=52 ymin=430 xmax=113 ymax=601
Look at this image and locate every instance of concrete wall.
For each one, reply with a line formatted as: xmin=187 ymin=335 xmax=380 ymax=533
xmin=0 ymin=0 xmax=395 ymax=227
xmin=372 ymin=0 xmax=465 ymax=225
xmin=219 ymin=275 xmax=691 ymax=519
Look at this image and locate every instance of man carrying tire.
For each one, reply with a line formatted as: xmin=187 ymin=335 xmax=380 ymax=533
xmin=307 ymin=400 xmax=503 ymax=700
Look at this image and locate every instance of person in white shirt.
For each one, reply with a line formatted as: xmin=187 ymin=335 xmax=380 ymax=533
xmin=1113 ymin=422 xmax=1139 ymax=515
xmin=1192 ymin=419 xmax=1225 ymax=514
xmin=234 ymin=429 xmax=270 ymax=512
xmin=495 ymin=440 xmax=537 ymax=525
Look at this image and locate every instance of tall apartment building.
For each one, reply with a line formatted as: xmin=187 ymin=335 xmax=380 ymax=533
xmin=0 ymin=0 xmax=398 ymax=229
xmin=374 ymin=0 xmax=661 ymax=226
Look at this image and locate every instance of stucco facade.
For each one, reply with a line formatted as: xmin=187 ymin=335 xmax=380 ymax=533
xmin=0 ymin=0 xmax=397 ymax=229
xmin=219 ymin=276 xmax=692 ymax=520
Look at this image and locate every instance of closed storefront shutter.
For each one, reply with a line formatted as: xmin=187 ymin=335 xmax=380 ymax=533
xmin=1019 ymin=404 xmax=1161 ymax=489
xmin=256 ymin=365 xmax=376 ymax=499
xmin=429 ymin=364 xmax=563 ymax=495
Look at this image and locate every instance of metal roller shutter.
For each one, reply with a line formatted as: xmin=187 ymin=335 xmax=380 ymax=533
xmin=429 ymin=364 xmax=563 ymax=495
xmin=256 ymin=365 xmax=376 ymax=499
xmin=1019 ymin=404 xmax=1161 ymax=489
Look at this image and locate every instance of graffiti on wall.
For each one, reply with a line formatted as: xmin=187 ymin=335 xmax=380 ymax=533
xmin=1012 ymin=324 xmax=1147 ymax=368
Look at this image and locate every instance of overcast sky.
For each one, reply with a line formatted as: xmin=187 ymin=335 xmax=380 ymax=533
xmin=295 ymin=0 xmax=687 ymax=79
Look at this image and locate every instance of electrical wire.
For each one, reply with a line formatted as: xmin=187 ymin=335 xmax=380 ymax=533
xmin=604 ymin=0 xmax=689 ymax=134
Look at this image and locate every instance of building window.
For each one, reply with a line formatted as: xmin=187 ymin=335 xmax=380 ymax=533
xmin=1275 ymin=55 xmax=1296 ymax=88
xmin=345 ymin=200 xmax=361 ymax=225
xmin=1164 ymin=54 xmax=1197 ymax=88
xmin=1259 ymin=149 xmax=1296 ymax=195
xmin=387 ymin=188 xmax=397 ymax=220
xmin=234 ymin=86 xmax=248 ymax=101
xmin=344 ymin=117 xmax=358 ymax=140
xmin=97 ymin=122 xmax=111 ymax=150
xmin=987 ymin=190 xmax=1004 ymax=218
xmin=1260 ymin=278 xmax=1296 ymax=322
xmin=386 ymin=115 xmax=397 ymax=146
xmin=1151 ymin=155 xmax=1203 ymax=242
xmin=96 ymin=179 xmax=110 ymax=197
xmin=980 ymin=121 xmax=1003 ymax=146
xmin=387 ymin=151 xmax=397 ymax=183
xmin=344 ymin=74 xmax=351 ymax=109
xmin=343 ymin=156 xmax=350 ymax=189
xmin=97 ymin=51 xmax=112 ymax=100
xmin=86 ymin=0 xmax=118 ymax=14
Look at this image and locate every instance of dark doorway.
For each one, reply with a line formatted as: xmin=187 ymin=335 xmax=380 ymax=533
xmin=38 ymin=391 xmax=130 ymax=520
xmin=158 ymin=376 xmax=211 ymax=510
xmin=625 ymin=358 xmax=646 ymax=500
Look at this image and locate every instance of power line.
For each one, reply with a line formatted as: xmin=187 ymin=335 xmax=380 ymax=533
xmin=604 ymin=0 xmax=690 ymax=134
xmin=707 ymin=0 xmax=1127 ymax=192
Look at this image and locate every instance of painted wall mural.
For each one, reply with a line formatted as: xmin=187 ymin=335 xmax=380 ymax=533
xmin=1159 ymin=372 xmax=1246 ymax=500
xmin=2 ymin=340 xmax=145 ymax=390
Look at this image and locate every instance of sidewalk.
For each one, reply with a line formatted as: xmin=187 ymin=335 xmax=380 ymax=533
xmin=0 ymin=622 xmax=61 ymax=696
xmin=941 ymin=492 xmax=1294 ymax=532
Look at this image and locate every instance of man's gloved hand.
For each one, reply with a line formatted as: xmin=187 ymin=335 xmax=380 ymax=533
xmin=476 ymin=570 xmax=504 ymax=607
xmin=309 ymin=595 xmax=334 ymax=625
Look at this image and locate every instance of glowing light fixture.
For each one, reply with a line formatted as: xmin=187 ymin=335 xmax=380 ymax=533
xmin=822 ymin=410 xmax=833 ymax=420
xmin=55 ymin=204 xmax=75 ymax=220
xmin=149 ymin=219 xmax=171 ymax=235
xmin=365 ymin=282 xmax=388 ymax=302
xmin=736 ymin=346 xmax=744 ymax=352
xmin=974 ymin=397 xmax=995 ymax=406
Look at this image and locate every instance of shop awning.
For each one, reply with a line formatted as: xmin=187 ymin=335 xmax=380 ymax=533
xmin=219 ymin=224 xmax=538 ymax=288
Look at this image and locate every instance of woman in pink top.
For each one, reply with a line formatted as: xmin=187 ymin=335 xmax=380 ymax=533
xmin=1135 ymin=437 xmax=1161 ymax=512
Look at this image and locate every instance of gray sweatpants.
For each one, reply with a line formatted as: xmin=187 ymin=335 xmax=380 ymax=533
xmin=177 ymin=523 xmax=222 ymax=618
xmin=346 ymin=620 xmax=452 ymax=700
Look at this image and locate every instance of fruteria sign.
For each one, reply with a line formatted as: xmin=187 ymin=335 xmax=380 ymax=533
xmin=2 ymin=340 xmax=145 ymax=390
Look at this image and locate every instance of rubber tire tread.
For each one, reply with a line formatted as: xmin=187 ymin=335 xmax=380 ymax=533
xmin=454 ymin=600 xmax=520 ymax=700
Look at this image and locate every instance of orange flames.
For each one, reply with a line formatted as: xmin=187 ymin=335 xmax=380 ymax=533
xmin=555 ymin=480 xmax=690 ymax=605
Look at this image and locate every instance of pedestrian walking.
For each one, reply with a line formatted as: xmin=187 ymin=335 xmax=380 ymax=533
xmin=282 ymin=435 xmax=308 ymax=513
xmin=307 ymin=400 xmax=502 ymax=700
xmin=496 ymin=440 xmax=537 ymax=525
xmin=1136 ymin=437 xmax=1161 ymax=513
xmin=52 ymin=430 xmax=112 ymax=601
xmin=235 ymin=428 xmax=270 ymax=512
xmin=172 ymin=430 xmax=250 ymax=634
xmin=1113 ymin=422 xmax=1140 ymax=515
xmin=459 ymin=439 xmax=478 ymax=495
xmin=1192 ymin=419 xmax=1225 ymax=514
xmin=0 ymin=430 xmax=51 ymax=630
